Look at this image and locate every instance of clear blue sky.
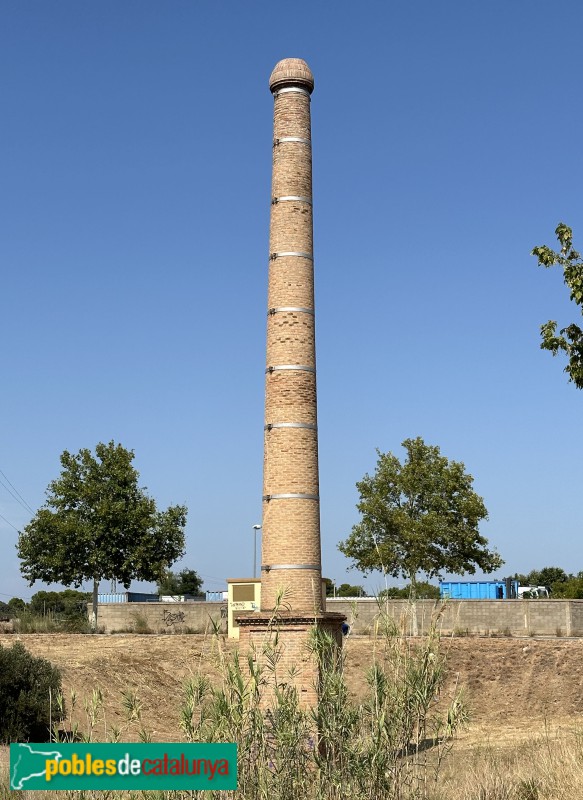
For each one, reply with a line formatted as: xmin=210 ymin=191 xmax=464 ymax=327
xmin=1 ymin=1 xmax=582 ymax=601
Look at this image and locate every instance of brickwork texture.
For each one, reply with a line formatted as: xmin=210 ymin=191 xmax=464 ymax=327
xmin=261 ymin=58 xmax=322 ymax=614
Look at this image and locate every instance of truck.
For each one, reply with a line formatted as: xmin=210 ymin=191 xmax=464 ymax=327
xmin=516 ymin=585 xmax=551 ymax=599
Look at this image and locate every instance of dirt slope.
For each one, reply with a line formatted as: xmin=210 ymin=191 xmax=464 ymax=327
xmin=1 ymin=634 xmax=582 ymax=744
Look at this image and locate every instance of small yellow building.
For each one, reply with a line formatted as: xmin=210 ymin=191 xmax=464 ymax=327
xmin=226 ymin=578 xmax=261 ymax=639
xmin=227 ymin=578 xmax=330 ymax=639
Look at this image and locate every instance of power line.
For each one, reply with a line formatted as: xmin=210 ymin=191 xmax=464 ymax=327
xmin=0 ymin=591 xmax=33 ymax=601
xmin=0 ymin=476 xmax=33 ymax=516
xmin=0 ymin=512 xmax=20 ymax=532
xmin=0 ymin=468 xmax=35 ymax=514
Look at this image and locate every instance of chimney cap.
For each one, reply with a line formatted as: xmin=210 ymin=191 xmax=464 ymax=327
xmin=269 ymin=58 xmax=314 ymax=94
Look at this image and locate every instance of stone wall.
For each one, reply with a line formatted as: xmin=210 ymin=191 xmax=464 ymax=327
xmin=326 ymin=598 xmax=583 ymax=637
xmin=88 ymin=602 xmax=226 ymax=634
xmin=90 ymin=598 xmax=583 ymax=636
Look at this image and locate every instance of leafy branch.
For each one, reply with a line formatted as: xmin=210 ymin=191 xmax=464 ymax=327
xmin=532 ymin=222 xmax=583 ymax=389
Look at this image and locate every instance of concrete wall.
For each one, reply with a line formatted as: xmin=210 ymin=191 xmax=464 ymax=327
xmin=90 ymin=598 xmax=583 ymax=636
xmin=326 ymin=598 xmax=583 ymax=637
xmin=89 ymin=602 xmax=226 ymax=634
xmin=568 ymin=600 xmax=583 ymax=636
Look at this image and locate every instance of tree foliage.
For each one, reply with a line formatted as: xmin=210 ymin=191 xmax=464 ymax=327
xmin=0 ymin=601 xmax=16 ymax=620
xmin=528 ymin=566 xmax=568 ymax=587
xmin=0 ymin=642 xmax=64 ymax=743
xmin=532 ymin=222 xmax=583 ymax=389
xmin=336 ymin=583 xmax=366 ymax=597
xmin=29 ymin=589 xmax=90 ymax=619
xmin=324 ymin=579 xmax=367 ymax=597
xmin=514 ymin=567 xmax=581 ymax=597
xmin=17 ymin=441 xmax=187 ymax=627
xmin=339 ymin=438 xmax=503 ymax=594
xmin=551 ymin=577 xmax=583 ymax=599
xmin=157 ymin=568 xmax=204 ymax=597
xmin=379 ymin=581 xmax=441 ymax=600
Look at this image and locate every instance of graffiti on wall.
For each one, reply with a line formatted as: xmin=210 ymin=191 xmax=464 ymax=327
xmin=162 ymin=609 xmax=186 ymax=627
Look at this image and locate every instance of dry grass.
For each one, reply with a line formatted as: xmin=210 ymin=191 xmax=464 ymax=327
xmin=437 ymin=730 xmax=583 ymax=798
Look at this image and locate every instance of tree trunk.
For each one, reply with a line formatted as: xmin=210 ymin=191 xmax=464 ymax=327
xmin=409 ymin=572 xmax=419 ymax=636
xmin=91 ymin=577 xmax=98 ymax=631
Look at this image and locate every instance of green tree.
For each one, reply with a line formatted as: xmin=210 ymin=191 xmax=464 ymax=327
xmin=157 ymin=568 xmax=204 ymax=597
xmin=323 ymin=580 xmax=367 ymax=597
xmin=379 ymin=581 xmax=440 ymax=600
xmin=512 ymin=572 xmax=530 ymax=586
xmin=336 ymin=583 xmax=367 ymax=598
xmin=339 ymin=438 xmax=503 ymax=601
xmin=0 ymin=601 xmax=15 ymax=620
xmin=551 ymin=577 xmax=583 ymax=599
xmin=17 ymin=441 xmax=187 ymax=630
xmin=7 ymin=597 xmax=26 ymax=613
xmin=526 ymin=566 xmax=568 ymax=587
xmin=29 ymin=589 xmax=90 ymax=620
xmin=532 ymin=222 xmax=583 ymax=389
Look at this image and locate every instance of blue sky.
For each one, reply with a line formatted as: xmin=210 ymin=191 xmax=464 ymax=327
xmin=1 ymin=1 xmax=582 ymax=601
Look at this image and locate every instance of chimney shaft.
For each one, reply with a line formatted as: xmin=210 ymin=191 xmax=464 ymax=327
xmin=261 ymin=59 xmax=323 ymax=614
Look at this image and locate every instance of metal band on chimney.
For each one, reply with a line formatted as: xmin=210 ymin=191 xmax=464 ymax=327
xmin=272 ymin=196 xmax=312 ymax=205
xmin=269 ymin=306 xmax=314 ymax=316
xmin=274 ymin=137 xmax=311 ymax=147
xmin=273 ymin=86 xmax=311 ymax=98
xmin=261 ymin=563 xmax=320 ymax=572
xmin=262 ymin=493 xmax=319 ymax=501
xmin=266 ymin=365 xmax=315 ymax=374
xmin=264 ymin=422 xmax=317 ymax=431
xmin=270 ymin=251 xmax=313 ymax=261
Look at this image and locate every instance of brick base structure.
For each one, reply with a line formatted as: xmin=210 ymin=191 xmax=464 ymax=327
xmin=236 ymin=611 xmax=345 ymax=707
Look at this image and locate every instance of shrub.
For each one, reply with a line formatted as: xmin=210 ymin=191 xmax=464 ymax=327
xmin=13 ymin=610 xmax=61 ymax=633
xmin=130 ymin=611 xmax=153 ymax=634
xmin=12 ymin=607 xmax=92 ymax=634
xmin=0 ymin=641 xmax=64 ymax=743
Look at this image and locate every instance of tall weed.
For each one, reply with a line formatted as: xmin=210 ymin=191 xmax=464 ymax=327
xmin=177 ymin=603 xmax=466 ymax=799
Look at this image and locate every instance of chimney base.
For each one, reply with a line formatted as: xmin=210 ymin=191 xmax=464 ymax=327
xmin=236 ymin=612 xmax=346 ymax=708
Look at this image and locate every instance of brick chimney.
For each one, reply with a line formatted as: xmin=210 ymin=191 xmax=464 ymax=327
xmin=261 ymin=58 xmax=322 ymax=614
xmin=236 ymin=59 xmax=344 ymax=706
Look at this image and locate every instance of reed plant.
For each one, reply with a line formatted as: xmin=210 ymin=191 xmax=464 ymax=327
xmin=176 ymin=602 xmax=467 ymax=799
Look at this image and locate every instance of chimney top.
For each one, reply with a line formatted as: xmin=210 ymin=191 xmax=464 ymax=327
xmin=269 ymin=58 xmax=314 ymax=95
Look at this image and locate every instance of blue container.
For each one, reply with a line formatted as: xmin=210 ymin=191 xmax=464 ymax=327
xmin=97 ymin=593 xmax=128 ymax=604
xmin=127 ymin=592 xmax=159 ymax=603
xmin=439 ymin=580 xmax=518 ymax=599
xmin=97 ymin=592 xmax=160 ymax=604
xmin=206 ymin=590 xmax=227 ymax=602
